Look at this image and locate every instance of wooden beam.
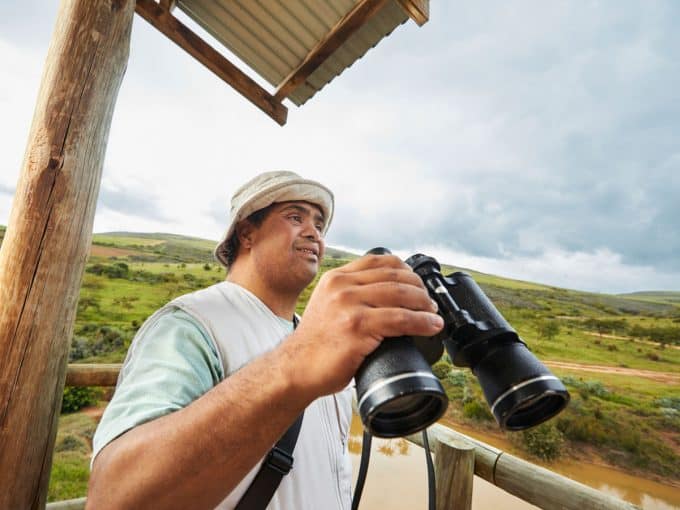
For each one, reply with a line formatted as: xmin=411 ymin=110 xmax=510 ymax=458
xmin=274 ymin=0 xmax=390 ymax=102
xmin=135 ymin=0 xmax=287 ymax=126
xmin=0 ymin=0 xmax=134 ymax=508
xmin=408 ymin=423 xmax=640 ymax=510
xmin=65 ymin=363 xmax=121 ymax=387
xmin=159 ymin=0 xmax=176 ymax=12
xmin=397 ymin=0 xmax=429 ymax=26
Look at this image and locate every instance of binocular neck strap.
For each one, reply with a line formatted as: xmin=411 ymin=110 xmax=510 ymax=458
xmin=235 ymin=315 xmax=303 ymax=510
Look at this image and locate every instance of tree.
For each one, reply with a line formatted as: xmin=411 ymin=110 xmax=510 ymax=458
xmin=537 ymin=319 xmax=560 ymax=341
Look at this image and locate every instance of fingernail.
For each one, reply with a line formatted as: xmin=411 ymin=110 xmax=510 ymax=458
xmin=430 ymin=314 xmax=444 ymax=327
xmin=430 ymin=299 xmax=438 ymax=312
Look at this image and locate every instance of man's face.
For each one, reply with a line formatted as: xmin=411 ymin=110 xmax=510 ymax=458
xmin=247 ymin=201 xmax=326 ymax=292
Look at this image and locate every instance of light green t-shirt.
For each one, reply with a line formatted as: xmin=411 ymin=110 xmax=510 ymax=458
xmin=91 ymin=309 xmax=224 ymax=464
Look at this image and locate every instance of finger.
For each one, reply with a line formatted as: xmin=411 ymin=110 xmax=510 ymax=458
xmin=338 ymin=254 xmax=410 ymax=273
xmin=361 ymin=307 xmax=444 ymax=339
xmin=341 ymin=266 xmax=425 ymax=289
xmin=354 ymin=281 xmax=437 ymax=312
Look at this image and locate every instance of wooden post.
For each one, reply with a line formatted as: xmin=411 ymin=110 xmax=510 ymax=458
xmin=434 ymin=437 xmax=475 ymax=510
xmin=0 ymin=0 xmax=134 ymax=507
xmin=408 ymin=423 xmax=640 ymax=510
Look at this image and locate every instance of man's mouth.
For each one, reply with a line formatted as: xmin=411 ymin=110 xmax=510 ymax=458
xmin=296 ymin=247 xmax=319 ymax=257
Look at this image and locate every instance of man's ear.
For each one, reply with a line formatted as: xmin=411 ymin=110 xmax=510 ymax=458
xmin=236 ymin=220 xmax=255 ymax=249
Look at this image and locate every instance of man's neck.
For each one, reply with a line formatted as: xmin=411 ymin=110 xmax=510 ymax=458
xmin=225 ymin=266 xmax=300 ymax=321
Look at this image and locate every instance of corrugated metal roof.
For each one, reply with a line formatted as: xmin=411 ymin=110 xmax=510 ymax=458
xmin=176 ymin=0 xmax=411 ymax=106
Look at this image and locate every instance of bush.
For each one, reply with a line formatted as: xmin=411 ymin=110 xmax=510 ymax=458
xmin=54 ymin=434 xmax=87 ymax=454
xmin=85 ymin=262 xmax=129 ymax=279
xmin=516 ymin=423 xmax=564 ymax=461
xmin=656 ymin=397 xmax=680 ymax=411
xmin=432 ymin=360 xmax=451 ymax=379
xmin=462 ymin=398 xmax=493 ymax=422
xmin=71 ymin=325 xmax=129 ymax=361
xmin=447 ymin=370 xmax=468 ymax=387
xmin=61 ymin=387 xmax=101 ymax=414
xmin=536 ymin=319 xmax=560 ymax=340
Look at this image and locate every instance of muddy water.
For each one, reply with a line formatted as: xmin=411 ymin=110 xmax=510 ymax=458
xmin=348 ymin=415 xmax=680 ymax=510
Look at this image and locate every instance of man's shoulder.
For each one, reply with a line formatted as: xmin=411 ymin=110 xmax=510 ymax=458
xmin=170 ymin=281 xmax=261 ymax=316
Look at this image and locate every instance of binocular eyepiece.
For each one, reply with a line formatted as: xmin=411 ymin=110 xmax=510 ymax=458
xmin=355 ymin=248 xmax=570 ymax=438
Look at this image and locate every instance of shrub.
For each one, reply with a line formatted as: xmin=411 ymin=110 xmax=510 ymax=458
xmin=447 ymin=370 xmax=468 ymax=387
xmin=61 ymin=387 xmax=101 ymax=413
xmin=536 ymin=319 xmax=560 ymax=340
xmin=432 ymin=360 xmax=451 ymax=379
xmin=515 ymin=422 xmax=565 ymax=461
xmin=54 ymin=434 xmax=87 ymax=454
xmin=462 ymin=398 xmax=493 ymax=422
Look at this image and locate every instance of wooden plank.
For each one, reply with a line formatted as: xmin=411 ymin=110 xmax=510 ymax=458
xmin=408 ymin=423 xmax=640 ymax=510
xmin=0 ymin=1 xmax=134 ymax=507
xmin=65 ymin=363 xmax=121 ymax=387
xmin=160 ymin=0 xmax=177 ymax=12
xmin=135 ymin=0 xmax=287 ymax=126
xmin=434 ymin=437 xmax=474 ymax=510
xmin=45 ymin=497 xmax=86 ymax=510
xmin=397 ymin=0 xmax=429 ymax=26
xmin=274 ymin=0 xmax=390 ymax=101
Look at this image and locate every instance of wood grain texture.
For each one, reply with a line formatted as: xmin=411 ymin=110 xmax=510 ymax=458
xmin=434 ymin=438 xmax=474 ymax=510
xmin=65 ymin=363 xmax=121 ymax=387
xmin=397 ymin=0 xmax=430 ymax=26
xmin=135 ymin=0 xmax=287 ymax=125
xmin=0 ymin=1 xmax=133 ymax=507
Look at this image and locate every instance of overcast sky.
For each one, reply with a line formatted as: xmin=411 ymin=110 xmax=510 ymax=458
xmin=1 ymin=1 xmax=679 ymax=294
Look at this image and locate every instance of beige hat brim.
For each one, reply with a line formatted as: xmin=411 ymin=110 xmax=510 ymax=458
xmin=214 ymin=175 xmax=333 ymax=267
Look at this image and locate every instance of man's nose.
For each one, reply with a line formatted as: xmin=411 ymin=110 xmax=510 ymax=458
xmin=301 ymin=220 xmax=322 ymax=241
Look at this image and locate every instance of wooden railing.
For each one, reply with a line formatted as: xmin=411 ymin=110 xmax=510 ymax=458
xmin=50 ymin=364 xmax=641 ymax=510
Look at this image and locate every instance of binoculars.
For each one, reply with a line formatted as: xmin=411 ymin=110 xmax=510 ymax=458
xmin=355 ymin=249 xmax=570 ymax=437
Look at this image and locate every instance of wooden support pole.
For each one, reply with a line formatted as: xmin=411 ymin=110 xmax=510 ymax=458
xmin=0 ymin=0 xmax=134 ymax=507
xmin=434 ymin=438 xmax=474 ymax=510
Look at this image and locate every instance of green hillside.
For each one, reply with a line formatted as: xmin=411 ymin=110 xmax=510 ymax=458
xmin=1 ymin=228 xmax=678 ymax=498
xmin=620 ymin=291 xmax=680 ymax=306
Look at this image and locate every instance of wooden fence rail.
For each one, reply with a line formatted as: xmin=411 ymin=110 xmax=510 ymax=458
xmin=61 ymin=364 xmax=640 ymax=510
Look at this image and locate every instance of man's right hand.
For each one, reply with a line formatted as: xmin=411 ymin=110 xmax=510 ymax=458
xmin=280 ymin=254 xmax=444 ymax=399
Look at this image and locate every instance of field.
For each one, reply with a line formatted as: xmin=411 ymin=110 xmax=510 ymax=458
xmin=1 ymin=228 xmax=678 ymax=500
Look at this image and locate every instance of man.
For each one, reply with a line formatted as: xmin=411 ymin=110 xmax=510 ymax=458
xmin=87 ymin=171 xmax=443 ymax=509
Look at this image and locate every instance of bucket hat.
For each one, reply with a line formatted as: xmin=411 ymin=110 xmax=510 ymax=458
xmin=214 ymin=171 xmax=334 ymax=267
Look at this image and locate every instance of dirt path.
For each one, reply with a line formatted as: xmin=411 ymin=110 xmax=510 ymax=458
xmin=585 ymin=331 xmax=680 ymax=349
xmin=545 ymin=360 xmax=680 ymax=383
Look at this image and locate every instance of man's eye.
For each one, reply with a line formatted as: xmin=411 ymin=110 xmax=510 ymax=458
xmin=290 ymin=215 xmax=302 ymax=222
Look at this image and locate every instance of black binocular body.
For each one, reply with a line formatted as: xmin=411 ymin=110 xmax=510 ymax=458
xmin=355 ymin=249 xmax=570 ymax=438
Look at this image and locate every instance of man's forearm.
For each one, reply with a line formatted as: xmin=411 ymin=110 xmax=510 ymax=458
xmin=87 ymin=342 xmax=310 ymax=510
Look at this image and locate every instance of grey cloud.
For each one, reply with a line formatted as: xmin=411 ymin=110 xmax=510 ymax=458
xmin=327 ymin=1 xmax=680 ymax=274
xmin=97 ymin=183 xmax=171 ymax=222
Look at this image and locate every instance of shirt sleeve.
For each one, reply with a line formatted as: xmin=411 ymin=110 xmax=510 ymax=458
xmin=91 ymin=308 xmax=223 ymax=466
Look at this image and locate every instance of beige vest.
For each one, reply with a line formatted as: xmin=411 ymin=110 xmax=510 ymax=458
xmin=170 ymin=281 xmax=353 ymax=510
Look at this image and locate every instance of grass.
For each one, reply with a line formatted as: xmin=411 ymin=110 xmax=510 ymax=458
xmin=3 ymin=229 xmax=669 ymax=498
xmin=48 ymin=413 xmax=98 ymax=502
